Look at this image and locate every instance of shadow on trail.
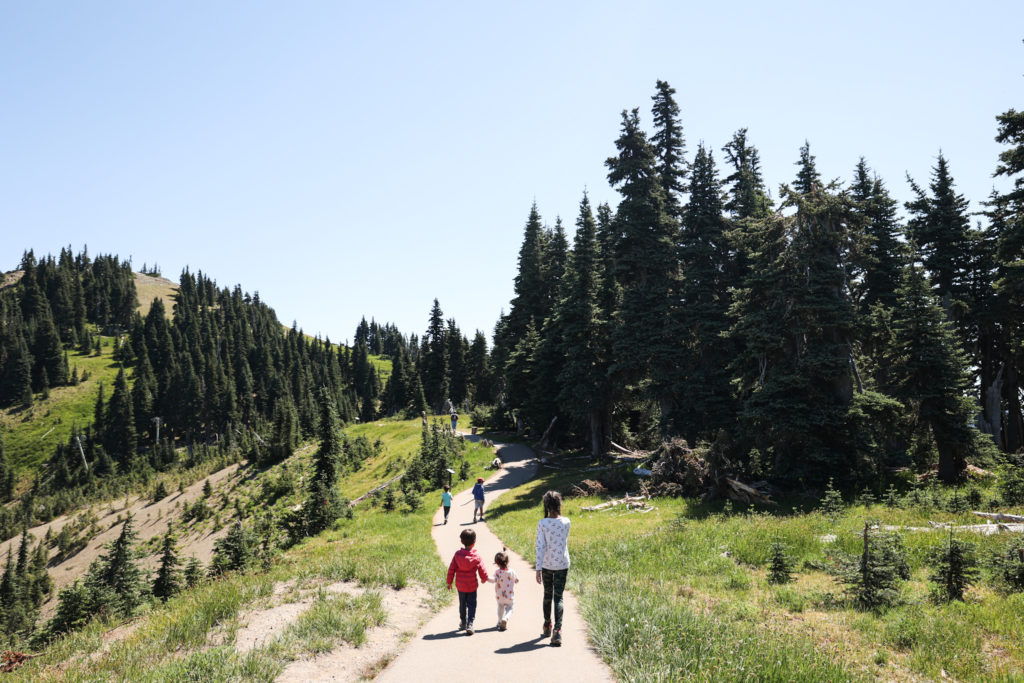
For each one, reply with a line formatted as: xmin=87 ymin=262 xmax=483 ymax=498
xmin=422 ymin=631 xmax=465 ymax=641
xmin=494 ymin=637 xmax=550 ymax=654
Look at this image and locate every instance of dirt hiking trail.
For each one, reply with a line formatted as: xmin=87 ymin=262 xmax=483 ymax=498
xmin=376 ymin=437 xmax=614 ymax=683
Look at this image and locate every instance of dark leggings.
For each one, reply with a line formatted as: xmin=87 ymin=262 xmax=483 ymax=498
xmin=458 ymin=590 xmax=477 ymax=625
xmin=541 ymin=568 xmax=567 ymax=629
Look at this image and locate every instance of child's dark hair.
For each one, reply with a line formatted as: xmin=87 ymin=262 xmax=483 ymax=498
xmin=459 ymin=528 xmax=476 ymax=548
xmin=494 ymin=547 xmax=509 ymax=569
xmin=444 ymin=484 xmax=450 ymax=492
xmin=542 ymin=490 xmax=562 ymax=518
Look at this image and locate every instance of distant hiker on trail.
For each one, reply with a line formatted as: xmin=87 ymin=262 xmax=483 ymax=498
xmin=451 ymin=411 xmax=458 ymax=433
xmin=489 ymin=547 xmax=519 ymax=631
xmin=446 ymin=528 xmax=489 ymax=635
xmin=472 ymin=477 xmax=486 ymax=522
xmin=441 ymin=485 xmax=452 ymax=525
xmin=421 ymin=411 xmax=428 ymax=427
xmin=535 ymin=490 xmax=570 ymax=646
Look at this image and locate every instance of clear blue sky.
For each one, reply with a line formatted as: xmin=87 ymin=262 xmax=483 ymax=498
xmin=2 ymin=1 xmax=1021 ymax=344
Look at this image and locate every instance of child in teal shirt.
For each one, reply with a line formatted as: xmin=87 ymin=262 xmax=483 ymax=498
xmin=441 ymin=485 xmax=453 ymax=524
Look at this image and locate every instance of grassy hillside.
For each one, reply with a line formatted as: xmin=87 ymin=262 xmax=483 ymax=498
xmin=133 ymin=272 xmax=178 ymax=318
xmin=7 ymin=417 xmax=496 ymax=681
xmin=0 ymin=339 xmax=120 ymax=474
xmin=487 ymin=463 xmax=1024 ymax=682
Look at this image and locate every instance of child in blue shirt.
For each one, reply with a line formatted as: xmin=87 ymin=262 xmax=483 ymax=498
xmin=472 ymin=478 xmax=485 ymax=523
xmin=441 ymin=485 xmax=453 ymax=524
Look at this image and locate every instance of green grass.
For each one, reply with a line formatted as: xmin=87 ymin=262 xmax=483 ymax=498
xmin=337 ymin=416 xmax=495 ymax=502
xmin=0 ymin=339 xmax=121 ymax=475
xmin=487 ymin=464 xmax=1024 ymax=681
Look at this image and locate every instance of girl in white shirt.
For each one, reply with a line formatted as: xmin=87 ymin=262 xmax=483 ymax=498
xmin=535 ymin=490 xmax=570 ymax=646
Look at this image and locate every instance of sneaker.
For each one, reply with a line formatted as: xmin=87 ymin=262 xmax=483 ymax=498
xmin=542 ymin=621 xmax=551 ymax=637
xmin=466 ymin=622 xmax=475 ymax=635
xmin=458 ymin=620 xmax=466 ymax=631
xmin=498 ymin=619 xmax=507 ymax=631
xmin=551 ymin=628 xmax=562 ymax=646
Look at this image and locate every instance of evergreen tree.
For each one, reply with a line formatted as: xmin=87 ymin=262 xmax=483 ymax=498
xmin=722 ymin=128 xmax=771 ymax=219
xmin=555 ymin=193 xmax=610 ymax=457
xmin=906 ymin=153 xmax=973 ymax=313
xmin=887 ymin=264 xmax=992 ymax=482
xmin=104 ymin=368 xmax=137 ymax=470
xmin=505 ymin=204 xmax=550 ymax=344
xmin=183 ymin=556 xmax=204 ymax=588
xmin=850 ymin=159 xmax=906 ymax=311
xmin=466 ymin=331 xmax=491 ymax=404
xmin=672 ymin=144 xmax=735 ymax=440
xmin=421 ymin=299 xmax=449 ymax=412
xmin=929 ymin=531 xmax=979 ymax=602
xmin=152 ymin=530 xmax=183 ymax=601
xmin=303 ymin=388 xmax=344 ymax=535
xmin=650 ymin=79 xmax=688 ymax=221
xmin=100 ymin=515 xmax=145 ymax=617
xmin=605 ymin=108 xmax=677 ymax=404
xmin=209 ymin=521 xmax=258 ymax=575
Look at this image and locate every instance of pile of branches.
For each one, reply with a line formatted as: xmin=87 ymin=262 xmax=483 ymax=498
xmin=647 ymin=437 xmax=709 ymax=497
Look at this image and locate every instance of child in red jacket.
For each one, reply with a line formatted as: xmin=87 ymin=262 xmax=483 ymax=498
xmin=446 ymin=528 xmax=489 ymax=634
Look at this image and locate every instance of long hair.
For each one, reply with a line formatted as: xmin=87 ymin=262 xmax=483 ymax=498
xmin=542 ymin=490 xmax=562 ymax=518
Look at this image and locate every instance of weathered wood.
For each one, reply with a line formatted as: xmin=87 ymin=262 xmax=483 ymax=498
xmin=973 ymin=511 xmax=1024 ymax=523
xmin=609 ymin=440 xmax=634 ymax=455
xmin=350 ymin=473 xmax=404 ymax=506
xmin=533 ymin=416 xmax=559 ymax=450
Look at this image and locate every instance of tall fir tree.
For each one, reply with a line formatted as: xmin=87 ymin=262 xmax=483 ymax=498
xmin=673 ymin=144 xmax=735 ymax=441
xmin=555 ymin=193 xmax=610 ymax=456
xmin=650 ymin=80 xmax=688 ymax=222
xmin=886 ymin=264 xmax=994 ymax=482
xmin=421 ymin=299 xmax=449 ymax=412
xmin=605 ymin=108 xmax=677 ymax=417
xmin=303 ymin=388 xmax=344 ymax=535
xmin=104 ymin=367 xmax=137 ymax=471
xmin=722 ymin=128 xmax=771 ymax=219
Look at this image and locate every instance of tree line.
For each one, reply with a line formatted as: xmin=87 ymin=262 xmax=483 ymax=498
xmin=487 ymin=80 xmax=1024 ymax=488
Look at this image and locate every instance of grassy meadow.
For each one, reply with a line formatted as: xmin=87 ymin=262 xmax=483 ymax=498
xmin=487 ymin=464 xmax=1024 ymax=682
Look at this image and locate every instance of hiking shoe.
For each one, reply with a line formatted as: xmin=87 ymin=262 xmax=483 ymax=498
xmin=498 ymin=619 xmax=507 ymax=631
xmin=542 ymin=621 xmax=551 ymax=637
xmin=551 ymin=628 xmax=562 ymax=646
xmin=466 ymin=622 xmax=475 ymax=635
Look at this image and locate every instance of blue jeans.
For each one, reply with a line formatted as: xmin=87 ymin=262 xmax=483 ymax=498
xmin=541 ymin=568 xmax=567 ymax=629
xmin=458 ymin=590 xmax=477 ymax=625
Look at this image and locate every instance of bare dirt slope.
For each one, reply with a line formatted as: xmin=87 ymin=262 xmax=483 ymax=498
xmin=0 ymin=463 xmax=241 ymax=618
xmin=374 ymin=438 xmax=615 ymax=683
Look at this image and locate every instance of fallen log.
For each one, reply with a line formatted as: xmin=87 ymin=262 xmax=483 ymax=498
xmin=350 ymin=473 xmax=404 ymax=506
xmin=882 ymin=522 xmax=1024 ymax=535
xmin=609 ymin=440 xmax=634 ymax=455
xmin=723 ymin=478 xmax=775 ymax=505
xmin=581 ymin=494 xmax=650 ymax=512
xmin=973 ymin=511 xmax=1024 ymax=523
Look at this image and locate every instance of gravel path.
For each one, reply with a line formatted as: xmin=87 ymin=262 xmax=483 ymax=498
xmin=376 ymin=436 xmax=614 ymax=683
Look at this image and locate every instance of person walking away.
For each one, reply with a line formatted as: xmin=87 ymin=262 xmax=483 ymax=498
xmin=441 ymin=485 xmax=452 ymax=524
xmin=472 ymin=477 xmax=486 ymax=522
xmin=451 ymin=411 xmax=459 ymax=433
xmin=446 ymin=528 xmax=489 ymax=634
xmin=490 ymin=547 xmax=519 ymax=631
xmin=535 ymin=490 xmax=570 ymax=646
